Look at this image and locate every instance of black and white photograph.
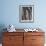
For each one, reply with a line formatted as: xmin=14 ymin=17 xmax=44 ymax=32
xmin=19 ymin=5 xmax=34 ymax=22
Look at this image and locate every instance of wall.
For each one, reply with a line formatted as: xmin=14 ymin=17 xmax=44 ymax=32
xmin=0 ymin=0 xmax=46 ymax=29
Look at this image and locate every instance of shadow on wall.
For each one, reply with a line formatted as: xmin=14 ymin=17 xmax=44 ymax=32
xmin=0 ymin=24 xmax=7 ymax=43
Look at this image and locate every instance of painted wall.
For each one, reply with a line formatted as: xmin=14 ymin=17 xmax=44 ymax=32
xmin=0 ymin=0 xmax=46 ymax=29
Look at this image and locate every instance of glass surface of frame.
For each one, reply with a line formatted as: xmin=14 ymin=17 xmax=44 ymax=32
xmin=19 ymin=5 xmax=34 ymax=23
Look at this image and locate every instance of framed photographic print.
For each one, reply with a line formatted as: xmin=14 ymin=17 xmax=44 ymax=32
xmin=19 ymin=5 xmax=34 ymax=23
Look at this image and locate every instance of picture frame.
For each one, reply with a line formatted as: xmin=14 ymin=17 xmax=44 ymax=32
xmin=19 ymin=5 xmax=34 ymax=23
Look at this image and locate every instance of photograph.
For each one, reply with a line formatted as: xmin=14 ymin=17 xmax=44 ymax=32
xmin=19 ymin=5 xmax=34 ymax=23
